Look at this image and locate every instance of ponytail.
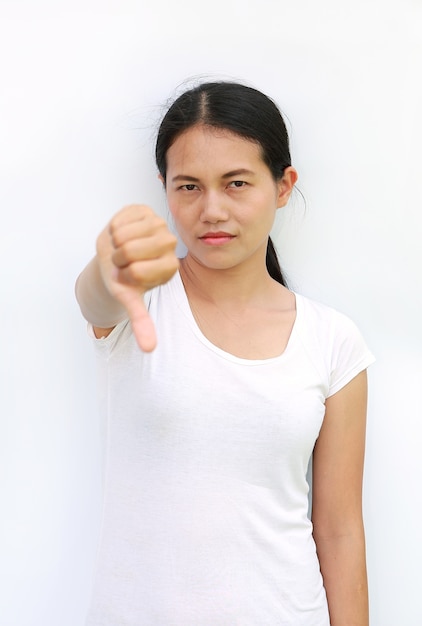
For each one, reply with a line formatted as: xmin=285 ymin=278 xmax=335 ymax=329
xmin=266 ymin=237 xmax=288 ymax=287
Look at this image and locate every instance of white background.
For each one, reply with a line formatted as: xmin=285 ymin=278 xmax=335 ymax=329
xmin=1 ymin=1 xmax=421 ymax=624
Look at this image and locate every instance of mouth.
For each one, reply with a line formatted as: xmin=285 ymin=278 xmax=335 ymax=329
xmin=199 ymin=231 xmax=235 ymax=246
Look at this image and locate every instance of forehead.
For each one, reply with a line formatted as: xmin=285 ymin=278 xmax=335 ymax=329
xmin=166 ymin=125 xmax=264 ymax=170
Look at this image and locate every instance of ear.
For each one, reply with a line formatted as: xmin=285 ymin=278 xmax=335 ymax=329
xmin=158 ymin=174 xmax=166 ymax=187
xmin=276 ymin=167 xmax=298 ymax=208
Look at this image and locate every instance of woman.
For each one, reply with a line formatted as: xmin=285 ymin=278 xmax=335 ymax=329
xmin=76 ymin=81 xmax=374 ymax=625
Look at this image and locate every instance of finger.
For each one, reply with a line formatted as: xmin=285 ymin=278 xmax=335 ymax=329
xmin=131 ymin=309 xmax=157 ymax=353
xmin=115 ymin=288 xmax=157 ymax=352
xmin=112 ymin=230 xmax=178 ymax=268
xmin=109 ymin=204 xmax=155 ymax=234
xmin=113 ymin=255 xmax=180 ymax=289
xmin=110 ymin=215 xmax=167 ymax=248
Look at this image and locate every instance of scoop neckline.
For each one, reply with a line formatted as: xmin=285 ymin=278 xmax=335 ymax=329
xmin=169 ymin=271 xmax=300 ymax=366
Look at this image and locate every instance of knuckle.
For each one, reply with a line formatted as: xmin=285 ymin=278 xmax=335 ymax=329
xmin=152 ymin=216 xmax=167 ymax=231
xmin=108 ymin=219 xmax=122 ymax=247
xmin=170 ymin=257 xmax=180 ymax=274
xmin=124 ymin=262 xmax=145 ymax=286
xmin=163 ymin=255 xmax=180 ymax=278
xmin=162 ymin=230 xmax=178 ymax=248
xmin=112 ymin=242 xmax=133 ymax=266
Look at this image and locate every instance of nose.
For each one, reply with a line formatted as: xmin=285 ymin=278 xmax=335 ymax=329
xmin=199 ymin=190 xmax=229 ymax=223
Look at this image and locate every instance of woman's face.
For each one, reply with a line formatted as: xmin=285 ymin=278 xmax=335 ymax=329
xmin=163 ymin=124 xmax=296 ymax=272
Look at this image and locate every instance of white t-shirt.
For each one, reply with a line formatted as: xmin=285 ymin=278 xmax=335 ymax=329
xmin=85 ymin=272 xmax=375 ymax=626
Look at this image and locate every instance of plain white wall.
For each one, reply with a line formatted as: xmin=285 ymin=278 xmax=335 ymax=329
xmin=1 ymin=1 xmax=421 ymax=624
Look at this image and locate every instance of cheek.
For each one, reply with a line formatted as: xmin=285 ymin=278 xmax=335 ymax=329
xmin=167 ymin=203 xmax=190 ymax=233
xmin=166 ymin=195 xmax=180 ymax=220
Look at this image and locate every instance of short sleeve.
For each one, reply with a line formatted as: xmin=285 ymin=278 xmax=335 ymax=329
xmin=328 ymin=313 xmax=375 ymax=397
xmin=86 ymin=289 xmax=153 ymax=358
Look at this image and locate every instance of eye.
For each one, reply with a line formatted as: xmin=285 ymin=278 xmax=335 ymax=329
xmin=180 ymin=184 xmax=198 ymax=191
xmin=228 ymin=180 xmax=247 ymax=188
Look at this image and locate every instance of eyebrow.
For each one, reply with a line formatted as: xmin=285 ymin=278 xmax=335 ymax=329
xmin=222 ymin=169 xmax=256 ymax=179
xmin=171 ymin=169 xmax=256 ymax=183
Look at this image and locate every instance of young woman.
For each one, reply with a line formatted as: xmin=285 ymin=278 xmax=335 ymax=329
xmin=76 ymin=81 xmax=375 ymax=625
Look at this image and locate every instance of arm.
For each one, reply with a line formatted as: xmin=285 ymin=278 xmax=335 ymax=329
xmin=75 ymin=255 xmax=127 ymax=339
xmin=312 ymin=370 xmax=369 ymax=626
xmin=75 ymin=204 xmax=179 ymax=351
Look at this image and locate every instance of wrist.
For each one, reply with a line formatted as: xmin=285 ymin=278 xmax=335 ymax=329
xmin=75 ymin=256 xmax=127 ymax=327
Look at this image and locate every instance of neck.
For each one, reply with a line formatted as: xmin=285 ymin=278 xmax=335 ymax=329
xmin=179 ymin=253 xmax=279 ymax=306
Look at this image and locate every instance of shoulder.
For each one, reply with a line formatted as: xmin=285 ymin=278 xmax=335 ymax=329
xmin=295 ymin=292 xmax=364 ymax=341
xmin=294 ymin=292 xmax=375 ymax=397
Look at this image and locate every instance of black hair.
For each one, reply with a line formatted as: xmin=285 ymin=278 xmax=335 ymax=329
xmin=155 ymin=81 xmax=292 ymax=286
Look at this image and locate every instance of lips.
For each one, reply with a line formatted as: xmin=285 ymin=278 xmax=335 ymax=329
xmin=199 ymin=231 xmax=235 ymax=246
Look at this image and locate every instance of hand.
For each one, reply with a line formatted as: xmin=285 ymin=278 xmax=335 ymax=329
xmin=96 ymin=204 xmax=179 ymax=351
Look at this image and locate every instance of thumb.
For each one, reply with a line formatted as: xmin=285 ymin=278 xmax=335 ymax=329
xmin=115 ymin=288 xmax=157 ymax=352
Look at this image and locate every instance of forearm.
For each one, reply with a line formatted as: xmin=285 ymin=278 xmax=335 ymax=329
xmin=314 ymin=526 xmax=369 ymax=626
xmin=75 ymin=256 xmax=127 ymax=327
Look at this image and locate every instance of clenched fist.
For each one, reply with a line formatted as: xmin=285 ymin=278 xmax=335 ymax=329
xmin=96 ymin=204 xmax=179 ymax=351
